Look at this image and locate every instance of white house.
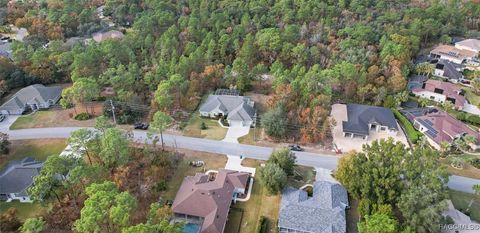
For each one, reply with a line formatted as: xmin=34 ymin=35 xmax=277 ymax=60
xmin=0 ymin=157 xmax=43 ymax=203
xmin=430 ymin=44 xmax=477 ymax=65
xmin=199 ymin=94 xmax=256 ymax=127
xmin=0 ymin=84 xmax=62 ymax=115
xmin=411 ymin=79 xmax=466 ymax=110
xmin=455 ymin=39 xmax=480 ymax=54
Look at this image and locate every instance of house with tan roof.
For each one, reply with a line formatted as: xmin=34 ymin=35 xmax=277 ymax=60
xmin=0 ymin=84 xmax=62 ymax=115
xmin=92 ymin=30 xmax=124 ymax=43
xmin=430 ymin=44 xmax=477 ymax=65
xmin=412 ymin=79 xmax=466 ymax=110
xmin=172 ymin=169 xmax=250 ymax=233
xmin=455 ymin=39 xmax=480 ymax=54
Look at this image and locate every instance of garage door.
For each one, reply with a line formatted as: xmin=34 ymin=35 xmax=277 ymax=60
xmin=229 ymin=120 xmax=244 ymax=127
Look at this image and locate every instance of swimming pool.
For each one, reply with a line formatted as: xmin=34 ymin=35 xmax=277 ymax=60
xmin=182 ymin=223 xmax=201 ymax=233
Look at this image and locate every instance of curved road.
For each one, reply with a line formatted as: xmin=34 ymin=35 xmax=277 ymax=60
xmin=3 ymin=127 xmax=478 ymax=193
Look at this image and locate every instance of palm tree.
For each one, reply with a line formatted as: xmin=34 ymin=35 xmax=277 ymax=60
xmin=439 ymin=141 xmax=451 ymax=158
xmin=418 ymin=97 xmax=429 ymax=107
xmin=441 ymin=100 xmax=454 ymax=112
xmin=451 ymin=157 xmax=465 ymax=169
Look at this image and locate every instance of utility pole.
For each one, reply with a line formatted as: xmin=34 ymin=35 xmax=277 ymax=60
xmin=110 ymin=100 xmax=117 ymax=124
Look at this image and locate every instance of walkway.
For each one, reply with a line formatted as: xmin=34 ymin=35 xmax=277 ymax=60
xmin=222 ymin=125 xmax=256 ymax=176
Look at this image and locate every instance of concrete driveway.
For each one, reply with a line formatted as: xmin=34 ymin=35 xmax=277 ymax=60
xmin=222 ymin=125 xmax=251 ymax=143
xmin=463 ymin=103 xmax=480 ymax=116
xmin=222 ymin=125 xmax=256 ymax=176
xmin=0 ymin=115 xmax=19 ymax=131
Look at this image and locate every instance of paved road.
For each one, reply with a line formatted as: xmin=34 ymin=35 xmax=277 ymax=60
xmin=3 ymin=127 xmax=478 ymax=193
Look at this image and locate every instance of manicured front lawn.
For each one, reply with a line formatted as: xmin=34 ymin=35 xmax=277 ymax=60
xmin=0 ymin=201 xmax=48 ymax=220
xmin=449 ymin=189 xmax=480 ymax=222
xmin=163 ymin=150 xmax=227 ymax=201
xmin=182 ymin=113 xmax=228 ymax=140
xmin=0 ymin=139 xmax=67 ymax=169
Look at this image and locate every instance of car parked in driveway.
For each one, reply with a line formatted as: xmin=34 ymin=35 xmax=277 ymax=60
xmin=134 ymin=122 xmax=149 ymax=130
xmin=288 ymin=144 xmax=303 ymax=151
xmin=0 ymin=114 xmax=5 ymax=122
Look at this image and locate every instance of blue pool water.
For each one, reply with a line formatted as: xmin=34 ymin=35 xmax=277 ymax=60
xmin=182 ymin=223 xmax=201 ymax=233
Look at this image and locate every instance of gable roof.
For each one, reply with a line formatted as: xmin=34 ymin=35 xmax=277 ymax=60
xmin=92 ymin=30 xmax=124 ymax=43
xmin=0 ymin=84 xmax=62 ymax=112
xmin=455 ymin=39 xmax=480 ymax=52
xmin=279 ymin=181 xmax=349 ymax=233
xmin=342 ymin=104 xmax=398 ymax=136
xmin=435 ymin=59 xmax=464 ymax=81
xmin=414 ymin=109 xmax=480 ymax=146
xmin=0 ymin=157 xmax=43 ymax=196
xmin=172 ymin=169 xmax=249 ymax=233
xmin=431 ymin=44 xmax=477 ymax=61
xmin=412 ymin=79 xmax=465 ymax=109
xmin=0 ymin=41 xmax=12 ymax=59
xmin=199 ymin=95 xmax=256 ymax=122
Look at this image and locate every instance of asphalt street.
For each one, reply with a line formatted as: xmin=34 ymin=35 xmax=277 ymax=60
xmin=3 ymin=127 xmax=478 ymax=193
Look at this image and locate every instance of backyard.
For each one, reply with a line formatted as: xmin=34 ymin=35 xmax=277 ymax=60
xmin=0 ymin=139 xmax=67 ymax=169
xmin=439 ymin=154 xmax=480 ymax=179
xmin=182 ymin=113 xmax=228 ymax=140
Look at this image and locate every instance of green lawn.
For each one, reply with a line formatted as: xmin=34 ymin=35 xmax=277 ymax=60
xmin=464 ymin=87 xmax=480 ymax=107
xmin=238 ymin=127 xmax=263 ymax=145
xmin=9 ymin=111 xmax=56 ymax=130
xmin=183 ymin=113 xmax=228 ymax=140
xmin=0 ymin=201 xmax=48 ymax=220
xmin=449 ymin=190 xmax=480 ymax=222
xmin=225 ymin=208 xmax=244 ymax=233
xmin=0 ymin=139 xmax=67 ymax=169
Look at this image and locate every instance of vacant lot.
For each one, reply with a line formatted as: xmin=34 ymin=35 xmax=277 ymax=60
xmin=163 ymin=149 xmax=227 ymax=201
xmin=9 ymin=103 xmax=103 ymax=130
xmin=0 ymin=139 xmax=67 ymax=169
xmin=182 ymin=113 xmax=228 ymax=140
xmin=449 ymin=189 xmax=480 ymax=222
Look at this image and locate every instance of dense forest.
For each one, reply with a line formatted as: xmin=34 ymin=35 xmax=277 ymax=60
xmin=1 ymin=0 xmax=480 ymax=143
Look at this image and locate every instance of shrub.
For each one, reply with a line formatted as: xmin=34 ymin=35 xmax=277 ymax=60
xmin=257 ymin=216 xmax=268 ymax=233
xmin=156 ymin=181 xmax=168 ymax=192
xmin=200 ymin=122 xmax=208 ymax=130
xmin=74 ymin=112 xmax=91 ymax=121
xmin=392 ymin=109 xmax=421 ymax=143
xmin=451 ymin=157 xmax=465 ymax=169
xmin=469 ymin=158 xmax=480 ymax=169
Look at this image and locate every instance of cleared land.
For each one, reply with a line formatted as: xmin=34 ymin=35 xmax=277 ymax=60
xmin=182 ymin=113 xmax=228 ymax=140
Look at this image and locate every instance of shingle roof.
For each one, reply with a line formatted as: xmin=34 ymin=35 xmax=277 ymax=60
xmin=0 ymin=41 xmax=12 ymax=59
xmin=278 ymin=181 xmax=349 ymax=233
xmin=0 ymin=84 xmax=62 ymax=112
xmin=431 ymin=44 xmax=477 ymax=61
xmin=172 ymin=169 xmax=249 ymax=233
xmin=342 ymin=104 xmax=398 ymax=136
xmin=0 ymin=157 xmax=43 ymax=196
xmin=414 ymin=109 xmax=480 ymax=146
xmin=435 ymin=59 xmax=464 ymax=81
xmin=455 ymin=39 xmax=480 ymax=52
xmin=199 ymin=95 xmax=256 ymax=122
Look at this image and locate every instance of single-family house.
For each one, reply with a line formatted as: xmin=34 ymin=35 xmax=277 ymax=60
xmin=0 ymin=84 xmax=62 ymax=115
xmin=455 ymin=39 xmax=480 ymax=54
xmin=430 ymin=44 xmax=477 ymax=65
xmin=339 ymin=103 xmax=399 ymax=140
xmin=403 ymin=108 xmax=480 ymax=150
xmin=412 ymin=79 xmax=466 ymax=110
xmin=92 ymin=30 xmax=124 ymax=43
xmin=199 ymin=92 xmax=256 ymax=127
xmin=431 ymin=59 xmax=464 ymax=82
xmin=278 ymin=181 xmax=349 ymax=233
xmin=172 ymin=169 xmax=250 ymax=233
xmin=0 ymin=157 xmax=43 ymax=203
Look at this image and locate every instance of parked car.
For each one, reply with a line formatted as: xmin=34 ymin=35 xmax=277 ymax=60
xmin=0 ymin=114 xmax=5 ymax=122
xmin=190 ymin=160 xmax=205 ymax=167
xmin=134 ymin=122 xmax=149 ymax=130
xmin=288 ymin=144 xmax=303 ymax=151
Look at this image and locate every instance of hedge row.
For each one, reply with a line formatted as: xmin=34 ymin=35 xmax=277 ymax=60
xmin=392 ymin=109 xmax=422 ymax=144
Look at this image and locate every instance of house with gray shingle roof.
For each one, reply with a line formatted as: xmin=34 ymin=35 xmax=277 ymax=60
xmin=0 ymin=84 xmax=62 ymax=115
xmin=341 ymin=103 xmax=399 ymax=140
xmin=278 ymin=181 xmax=349 ymax=233
xmin=0 ymin=41 xmax=12 ymax=59
xmin=0 ymin=157 xmax=43 ymax=203
xmin=199 ymin=93 xmax=256 ymax=127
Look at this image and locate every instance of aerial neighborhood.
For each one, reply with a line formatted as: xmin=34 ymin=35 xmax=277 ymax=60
xmin=1 ymin=1 xmax=480 ymax=233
